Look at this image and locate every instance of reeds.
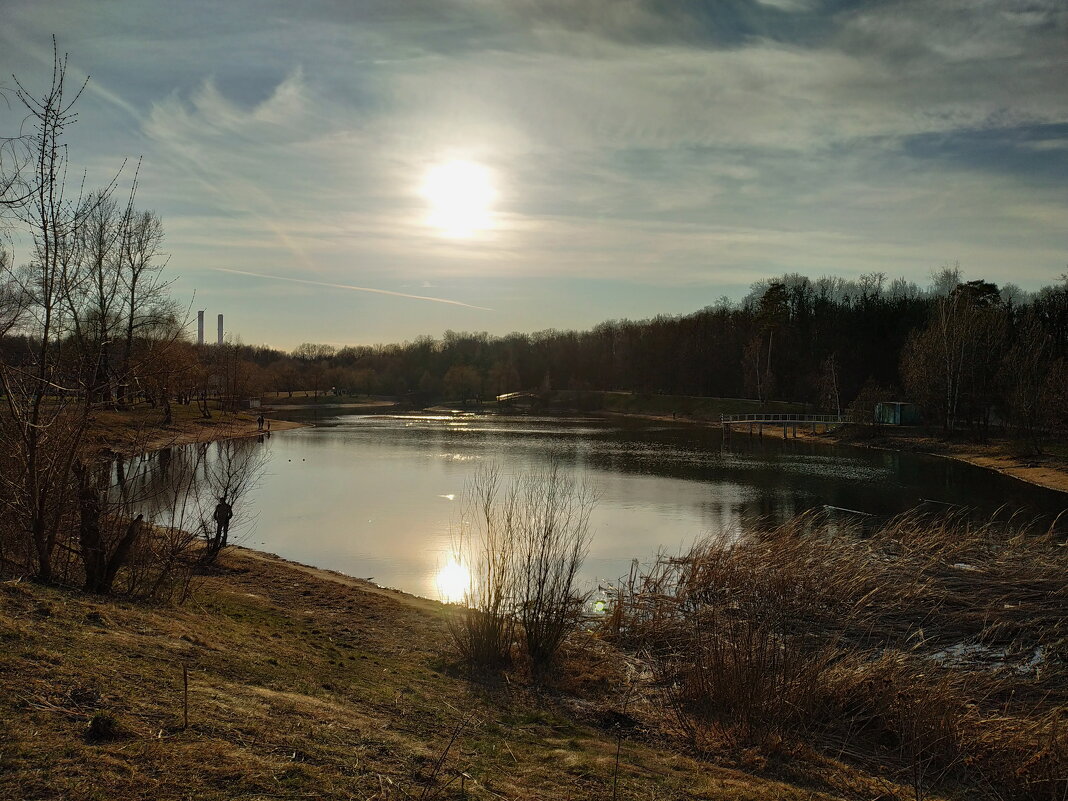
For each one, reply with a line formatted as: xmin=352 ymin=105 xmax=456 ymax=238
xmin=600 ymin=509 xmax=1068 ymax=800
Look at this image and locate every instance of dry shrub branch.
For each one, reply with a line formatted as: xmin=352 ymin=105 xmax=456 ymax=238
xmin=448 ymin=462 xmax=595 ymax=676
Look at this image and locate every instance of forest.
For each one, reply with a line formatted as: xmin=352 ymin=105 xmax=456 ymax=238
xmin=162 ymin=267 xmax=1068 ymax=440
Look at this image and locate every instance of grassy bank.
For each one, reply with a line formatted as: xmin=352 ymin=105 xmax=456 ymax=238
xmin=85 ymin=404 xmax=304 ymax=457
xmin=2 ymin=548 xmax=891 ymax=801
xmin=4 ymin=510 xmax=1065 ymax=800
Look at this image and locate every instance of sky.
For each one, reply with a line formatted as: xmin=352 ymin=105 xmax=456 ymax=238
xmin=1 ymin=0 xmax=1066 ymax=350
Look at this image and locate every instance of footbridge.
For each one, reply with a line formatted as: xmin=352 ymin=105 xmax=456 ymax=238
xmin=720 ymin=412 xmax=852 ymax=439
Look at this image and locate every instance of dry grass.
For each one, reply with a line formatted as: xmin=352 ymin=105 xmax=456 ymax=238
xmin=84 ymin=405 xmax=302 ymax=458
xmin=0 ymin=547 xmax=869 ymax=801
xmin=599 ymin=510 xmax=1068 ymax=800
xmin=5 ymin=500 xmax=1061 ymax=800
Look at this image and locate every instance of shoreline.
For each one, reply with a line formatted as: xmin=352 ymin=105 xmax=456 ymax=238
xmin=88 ymin=408 xmax=307 ymax=458
xmin=2 ymin=527 xmax=889 ymax=801
xmin=589 ymin=409 xmax=1068 ymax=496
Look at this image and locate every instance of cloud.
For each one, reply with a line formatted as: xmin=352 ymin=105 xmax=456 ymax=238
xmin=4 ymin=0 xmax=1064 ymax=345
xmin=753 ymin=0 xmax=815 ymax=11
xmin=214 ymin=268 xmax=493 ymax=310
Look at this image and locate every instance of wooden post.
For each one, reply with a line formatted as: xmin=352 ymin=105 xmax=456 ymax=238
xmin=182 ymin=664 xmax=189 ymax=730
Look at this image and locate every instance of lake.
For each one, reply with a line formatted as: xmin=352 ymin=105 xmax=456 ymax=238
xmin=153 ymin=413 xmax=1068 ymax=601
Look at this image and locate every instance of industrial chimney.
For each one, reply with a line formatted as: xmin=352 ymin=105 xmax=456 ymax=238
xmin=197 ymin=310 xmax=204 ymax=345
xmin=217 ymin=314 xmax=224 ymax=345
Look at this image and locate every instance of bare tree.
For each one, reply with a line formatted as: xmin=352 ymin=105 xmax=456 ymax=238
xmin=63 ymin=189 xmax=125 ymax=404
xmin=0 ymin=80 xmax=34 ymax=212
xmin=117 ymin=198 xmax=171 ymax=407
xmin=0 ymin=245 xmax=29 ymax=338
xmin=0 ymin=43 xmax=95 ymax=581
xmin=196 ymin=437 xmax=267 ymax=565
xmin=134 ymin=316 xmax=194 ymax=424
xmin=1001 ymin=311 xmax=1060 ymax=452
xmin=73 ymin=459 xmax=143 ymax=594
xmin=903 ymin=282 xmax=1005 ymax=433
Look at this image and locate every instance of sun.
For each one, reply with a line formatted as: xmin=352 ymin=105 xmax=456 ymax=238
xmin=421 ymin=160 xmax=495 ymax=237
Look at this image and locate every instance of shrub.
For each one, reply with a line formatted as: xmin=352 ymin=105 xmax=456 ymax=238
xmin=447 ymin=462 xmax=595 ymax=676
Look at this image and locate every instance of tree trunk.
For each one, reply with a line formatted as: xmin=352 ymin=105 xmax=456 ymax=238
xmin=76 ymin=463 xmax=106 ymax=593
xmin=99 ymin=515 xmax=143 ymax=595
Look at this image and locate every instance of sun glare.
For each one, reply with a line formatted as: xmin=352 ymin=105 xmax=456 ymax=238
xmin=435 ymin=559 xmax=472 ymax=603
xmin=422 ymin=160 xmax=495 ymax=237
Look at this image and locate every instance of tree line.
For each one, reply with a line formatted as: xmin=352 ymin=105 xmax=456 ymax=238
xmin=217 ymin=267 xmax=1068 ymax=441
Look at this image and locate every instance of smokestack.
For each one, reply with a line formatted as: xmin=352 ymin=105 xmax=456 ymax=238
xmin=197 ymin=310 xmax=204 ymax=345
xmin=217 ymin=314 xmax=224 ymax=345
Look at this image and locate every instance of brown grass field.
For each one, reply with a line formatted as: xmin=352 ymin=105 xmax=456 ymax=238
xmin=0 ymin=547 xmax=901 ymax=801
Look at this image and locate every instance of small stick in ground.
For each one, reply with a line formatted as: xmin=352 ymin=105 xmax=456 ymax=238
xmin=182 ymin=664 xmax=189 ymax=730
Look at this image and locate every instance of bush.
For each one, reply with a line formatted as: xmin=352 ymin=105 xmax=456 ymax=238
xmin=446 ymin=466 xmax=516 ymax=669
xmin=448 ymin=462 xmax=596 ymax=677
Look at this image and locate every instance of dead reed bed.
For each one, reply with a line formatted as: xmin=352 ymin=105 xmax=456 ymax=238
xmin=599 ymin=509 xmax=1068 ymax=800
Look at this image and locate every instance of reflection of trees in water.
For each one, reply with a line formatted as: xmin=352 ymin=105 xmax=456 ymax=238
xmin=197 ymin=439 xmax=267 ymax=563
xmin=113 ymin=438 xmax=268 ymax=569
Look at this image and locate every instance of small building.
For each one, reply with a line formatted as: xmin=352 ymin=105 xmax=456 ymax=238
xmin=874 ymin=401 xmax=922 ymax=425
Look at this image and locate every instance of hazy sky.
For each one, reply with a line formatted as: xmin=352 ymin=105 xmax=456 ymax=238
xmin=2 ymin=1 xmax=1066 ymax=350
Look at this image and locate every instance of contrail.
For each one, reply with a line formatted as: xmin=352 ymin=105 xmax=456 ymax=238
xmin=214 ymin=268 xmax=493 ymax=311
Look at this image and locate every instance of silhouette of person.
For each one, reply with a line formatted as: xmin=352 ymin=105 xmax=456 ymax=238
xmin=213 ymin=496 xmax=234 ymax=546
xmin=257 ymin=414 xmax=265 ymax=431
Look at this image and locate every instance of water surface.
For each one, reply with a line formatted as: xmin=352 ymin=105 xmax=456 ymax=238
xmin=190 ymin=413 xmax=1066 ymax=600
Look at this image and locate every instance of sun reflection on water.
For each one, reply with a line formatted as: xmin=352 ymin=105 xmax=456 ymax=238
xmin=435 ymin=559 xmax=472 ymax=603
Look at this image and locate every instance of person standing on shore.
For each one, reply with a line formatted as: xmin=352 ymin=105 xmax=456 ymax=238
xmin=213 ymin=496 xmax=234 ymax=548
